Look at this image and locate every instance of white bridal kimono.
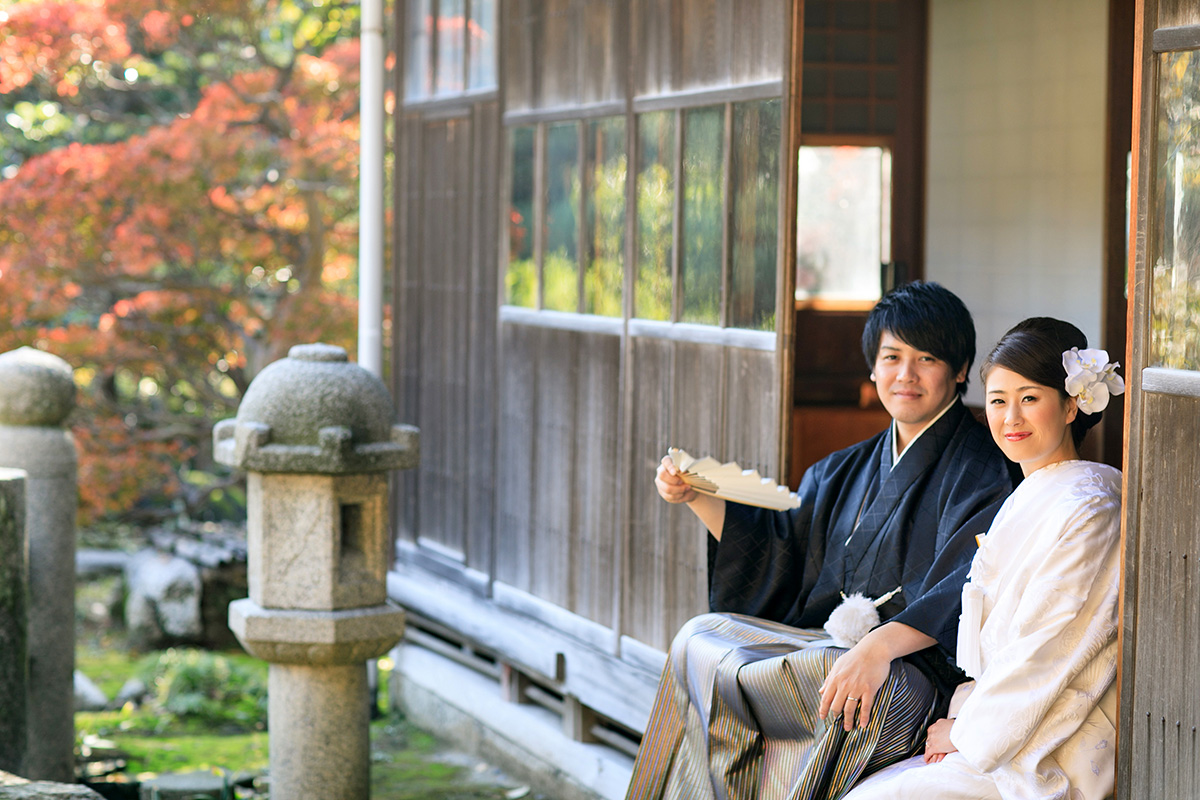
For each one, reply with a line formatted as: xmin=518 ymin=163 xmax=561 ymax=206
xmin=845 ymin=460 xmax=1122 ymax=800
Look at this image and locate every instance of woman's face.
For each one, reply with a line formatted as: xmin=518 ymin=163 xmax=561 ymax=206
xmin=984 ymin=366 xmax=1079 ymax=476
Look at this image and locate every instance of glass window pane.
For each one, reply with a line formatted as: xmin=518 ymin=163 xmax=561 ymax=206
xmin=681 ymin=106 xmax=724 ymax=326
xmin=467 ymin=0 xmax=497 ymax=90
xmin=805 ymin=0 xmax=831 ymax=27
xmin=834 ymin=1 xmax=871 ymax=28
xmin=730 ymin=99 xmax=780 ymax=331
xmin=1151 ymin=50 xmax=1200 ymax=370
xmin=635 ymin=111 xmax=674 ymax=321
xmin=802 ymin=1 xmax=898 ymax=138
xmin=796 ymin=145 xmax=890 ymax=302
xmin=832 ymin=69 xmax=870 ymax=98
xmin=436 ymin=0 xmax=466 ymax=94
xmin=506 ymin=126 xmax=536 ymax=307
xmin=544 ymin=122 xmax=580 ymax=312
xmin=801 ymin=101 xmax=828 ymax=134
xmin=584 ymin=117 xmax=625 ymax=317
xmin=832 ymin=103 xmax=871 ymax=133
xmin=405 ymin=0 xmax=432 ymax=100
xmin=803 ymin=31 xmax=829 ymax=61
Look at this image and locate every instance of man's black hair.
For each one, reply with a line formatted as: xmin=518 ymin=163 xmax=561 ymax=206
xmin=861 ymin=280 xmax=976 ymax=395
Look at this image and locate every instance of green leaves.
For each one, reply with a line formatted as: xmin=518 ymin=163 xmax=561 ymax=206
xmin=138 ymin=648 xmax=268 ymax=731
xmin=0 ymin=0 xmax=363 ymax=525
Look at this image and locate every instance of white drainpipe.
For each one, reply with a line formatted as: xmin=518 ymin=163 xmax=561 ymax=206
xmin=356 ymin=0 xmax=386 ymax=712
xmin=357 ymin=0 xmax=385 ymax=378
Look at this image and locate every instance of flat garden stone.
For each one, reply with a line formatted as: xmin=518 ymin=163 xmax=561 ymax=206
xmin=137 ymin=770 xmax=237 ymax=800
xmin=0 ymin=770 xmax=103 ymax=799
xmin=73 ymin=671 xmax=108 ymax=712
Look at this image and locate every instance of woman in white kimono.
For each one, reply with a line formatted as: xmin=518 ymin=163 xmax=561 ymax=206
xmin=838 ymin=316 xmax=1125 ymax=800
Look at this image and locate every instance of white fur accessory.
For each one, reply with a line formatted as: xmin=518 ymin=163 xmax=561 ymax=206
xmin=824 ymin=587 xmax=902 ymax=648
xmin=1062 ymin=347 xmax=1125 ymax=414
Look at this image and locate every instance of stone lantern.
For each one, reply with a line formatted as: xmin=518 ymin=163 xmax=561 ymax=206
xmin=214 ymin=343 xmax=418 ymax=800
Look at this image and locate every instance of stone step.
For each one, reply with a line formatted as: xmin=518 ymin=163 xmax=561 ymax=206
xmin=0 ymin=770 xmax=104 ymax=799
xmin=136 ymin=770 xmax=255 ymax=800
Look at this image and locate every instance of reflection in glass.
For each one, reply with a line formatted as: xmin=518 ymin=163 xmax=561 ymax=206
xmin=584 ymin=117 xmax=626 ymax=317
xmin=544 ymin=122 xmax=580 ymax=312
xmin=730 ymin=99 xmax=780 ymax=331
xmin=506 ymin=126 xmax=536 ymax=307
xmin=796 ymin=146 xmax=890 ymax=301
xmin=436 ymin=0 xmax=466 ymax=94
xmin=405 ymin=0 xmax=432 ymax=100
xmin=467 ymin=0 xmax=497 ymax=90
xmin=1152 ymin=50 xmax=1200 ymax=370
xmin=636 ymin=111 xmax=674 ymax=321
xmin=682 ymin=106 xmax=724 ymax=325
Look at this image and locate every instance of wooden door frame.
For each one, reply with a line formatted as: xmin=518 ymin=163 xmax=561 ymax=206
xmin=1100 ymin=0 xmax=1136 ymax=470
xmin=1116 ymin=0 xmax=1153 ymax=791
xmin=777 ymin=0 xmax=802 ymax=485
xmin=778 ymin=0 xmax=929 ymax=485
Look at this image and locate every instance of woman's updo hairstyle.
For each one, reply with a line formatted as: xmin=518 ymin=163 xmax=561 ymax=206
xmin=980 ymin=316 xmax=1101 ymax=447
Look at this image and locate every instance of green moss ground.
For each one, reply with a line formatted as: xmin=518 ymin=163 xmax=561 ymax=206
xmin=75 ymin=623 xmax=533 ymax=798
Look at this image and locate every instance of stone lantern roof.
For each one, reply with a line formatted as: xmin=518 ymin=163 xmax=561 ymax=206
xmin=214 ymin=343 xmax=418 ymax=474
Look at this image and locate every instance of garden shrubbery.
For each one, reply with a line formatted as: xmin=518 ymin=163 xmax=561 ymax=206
xmin=137 ymin=648 xmax=267 ymax=733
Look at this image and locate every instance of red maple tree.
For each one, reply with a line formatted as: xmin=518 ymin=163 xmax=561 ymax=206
xmin=0 ymin=0 xmax=370 ymax=524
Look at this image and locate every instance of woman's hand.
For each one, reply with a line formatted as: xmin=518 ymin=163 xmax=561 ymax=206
xmin=655 ymin=455 xmax=697 ymax=504
xmin=923 ymin=717 xmax=957 ymax=763
xmin=818 ymin=638 xmax=892 ymax=731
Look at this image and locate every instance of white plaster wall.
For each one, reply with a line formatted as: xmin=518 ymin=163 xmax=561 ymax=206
xmin=924 ymin=0 xmax=1110 ymax=405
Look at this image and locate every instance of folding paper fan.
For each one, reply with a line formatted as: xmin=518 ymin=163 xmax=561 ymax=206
xmin=668 ymin=447 xmax=801 ymax=511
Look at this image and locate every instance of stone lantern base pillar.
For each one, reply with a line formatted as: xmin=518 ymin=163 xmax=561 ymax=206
xmin=0 ymin=348 xmax=78 ymax=783
xmin=269 ymin=663 xmax=370 ymax=800
xmin=229 ymin=598 xmax=405 ymax=800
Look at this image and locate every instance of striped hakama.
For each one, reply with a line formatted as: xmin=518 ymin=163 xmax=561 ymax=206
xmin=627 ymin=613 xmax=937 ymax=800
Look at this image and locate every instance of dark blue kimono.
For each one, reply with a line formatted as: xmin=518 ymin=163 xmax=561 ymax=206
xmin=709 ymin=397 xmax=1017 ymax=688
xmin=627 ymin=399 xmax=1018 ymax=800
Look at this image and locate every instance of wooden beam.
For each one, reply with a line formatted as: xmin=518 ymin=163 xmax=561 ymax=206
xmin=1115 ymin=0 xmax=1152 ymax=793
xmin=1101 ymin=0 xmax=1136 ymax=470
xmin=500 ymin=662 xmax=533 ymax=704
xmin=562 ymin=694 xmax=600 ymax=743
xmin=1152 ymin=23 xmax=1200 ymax=52
xmin=387 ymin=564 xmax=661 ymax=734
xmin=777 ymin=0 xmax=804 ymax=485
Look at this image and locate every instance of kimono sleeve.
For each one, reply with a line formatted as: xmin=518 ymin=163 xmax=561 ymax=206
xmin=889 ymin=444 xmax=1013 ymax=649
xmin=705 ymin=455 xmax=831 ymax=624
xmin=949 ymin=491 xmax=1122 ymax=773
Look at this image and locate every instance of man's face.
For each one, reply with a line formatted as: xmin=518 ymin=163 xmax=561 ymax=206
xmin=871 ymin=331 xmax=966 ymax=431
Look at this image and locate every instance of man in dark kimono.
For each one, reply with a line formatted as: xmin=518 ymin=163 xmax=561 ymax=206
xmin=626 ymin=281 xmax=1016 ymax=800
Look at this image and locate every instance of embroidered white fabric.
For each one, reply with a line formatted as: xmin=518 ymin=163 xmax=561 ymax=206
xmin=844 ymin=460 xmax=1122 ymax=800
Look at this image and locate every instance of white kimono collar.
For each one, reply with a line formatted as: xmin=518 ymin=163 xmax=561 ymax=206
xmin=891 ymin=397 xmax=960 ymax=467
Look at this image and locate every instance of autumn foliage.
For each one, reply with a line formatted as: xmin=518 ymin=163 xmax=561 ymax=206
xmin=0 ymin=0 xmax=367 ymax=524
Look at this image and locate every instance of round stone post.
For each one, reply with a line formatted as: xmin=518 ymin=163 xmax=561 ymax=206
xmin=0 ymin=469 xmax=28 ymax=776
xmin=0 ymin=348 xmax=77 ymax=782
xmin=215 ymin=343 xmax=418 ymax=800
